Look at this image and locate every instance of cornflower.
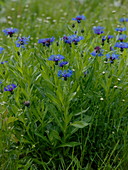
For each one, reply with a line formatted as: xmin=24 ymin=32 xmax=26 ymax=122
xmin=58 ymin=69 xmax=73 ymax=80
xmin=72 ymin=15 xmax=86 ymax=23
xmin=38 ymin=37 xmax=55 ymax=47
xmin=2 ymin=28 xmax=18 ymax=37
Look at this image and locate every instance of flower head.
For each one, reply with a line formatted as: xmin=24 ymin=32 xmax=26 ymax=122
xmin=48 ymin=55 xmax=65 ymax=65
xmin=1 ymin=61 xmax=8 ymax=64
xmin=62 ymin=35 xmax=84 ymax=45
xmin=58 ymin=69 xmax=73 ymax=80
xmin=4 ymin=84 xmax=17 ymax=93
xmin=106 ymin=53 xmax=119 ymax=63
xmin=91 ymin=46 xmax=104 ymax=56
xmin=72 ymin=15 xmax=86 ymax=23
xmin=2 ymin=28 xmax=18 ymax=37
xmin=16 ymin=36 xmax=30 ymax=48
xmin=115 ymin=27 xmax=126 ymax=32
xmin=115 ymin=42 xmax=128 ymax=51
xmin=93 ymin=26 xmax=104 ymax=35
xmin=59 ymin=61 xmax=68 ymax=67
xmin=115 ymin=42 xmax=128 ymax=48
xmin=117 ymin=34 xmax=127 ymax=42
xmin=107 ymin=35 xmax=114 ymax=43
xmin=0 ymin=47 xmax=4 ymax=54
xmin=119 ymin=18 xmax=128 ymax=22
xmin=102 ymin=35 xmax=114 ymax=45
xmin=38 ymin=37 xmax=55 ymax=47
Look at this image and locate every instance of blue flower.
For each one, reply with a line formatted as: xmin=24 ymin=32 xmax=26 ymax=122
xmin=93 ymin=26 xmax=104 ymax=35
xmin=108 ymin=35 xmax=114 ymax=39
xmin=48 ymin=55 xmax=65 ymax=65
xmin=62 ymin=35 xmax=84 ymax=45
xmin=1 ymin=61 xmax=8 ymax=64
xmin=58 ymin=69 xmax=73 ymax=80
xmin=72 ymin=15 xmax=86 ymax=23
xmin=117 ymin=34 xmax=127 ymax=42
xmin=2 ymin=28 xmax=18 ymax=37
xmin=115 ymin=42 xmax=128 ymax=51
xmin=38 ymin=37 xmax=55 ymax=47
xmin=107 ymin=35 xmax=114 ymax=43
xmin=102 ymin=35 xmax=114 ymax=45
xmin=106 ymin=53 xmax=119 ymax=63
xmin=115 ymin=27 xmax=126 ymax=32
xmin=119 ymin=18 xmax=128 ymax=22
xmin=90 ymin=46 xmax=104 ymax=56
xmin=16 ymin=36 xmax=30 ymax=48
xmin=4 ymin=84 xmax=17 ymax=93
xmin=59 ymin=61 xmax=68 ymax=67
xmin=102 ymin=36 xmax=106 ymax=41
xmin=115 ymin=42 xmax=128 ymax=48
xmin=0 ymin=47 xmax=4 ymax=54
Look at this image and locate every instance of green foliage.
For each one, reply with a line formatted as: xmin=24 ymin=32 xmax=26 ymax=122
xmin=0 ymin=0 xmax=128 ymax=169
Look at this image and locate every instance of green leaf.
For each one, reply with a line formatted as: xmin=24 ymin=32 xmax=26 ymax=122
xmin=70 ymin=121 xmax=89 ymax=128
xmin=6 ymin=117 xmax=18 ymax=124
xmin=58 ymin=142 xmax=81 ymax=148
xmin=74 ymin=107 xmax=90 ymax=116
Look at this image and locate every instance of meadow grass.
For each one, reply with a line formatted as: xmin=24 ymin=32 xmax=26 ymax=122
xmin=0 ymin=0 xmax=128 ymax=169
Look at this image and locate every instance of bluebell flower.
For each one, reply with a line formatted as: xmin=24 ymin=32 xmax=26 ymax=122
xmin=62 ymin=35 xmax=84 ymax=45
xmin=115 ymin=27 xmax=126 ymax=32
xmin=90 ymin=46 xmax=104 ymax=56
xmin=0 ymin=47 xmax=4 ymax=54
xmin=59 ymin=61 xmax=68 ymax=67
xmin=119 ymin=18 xmax=128 ymax=22
xmin=38 ymin=37 xmax=55 ymax=47
xmin=117 ymin=34 xmax=127 ymax=42
xmin=4 ymin=84 xmax=17 ymax=93
xmin=93 ymin=26 xmax=104 ymax=35
xmin=48 ymin=55 xmax=65 ymax=65
xmin=58 ymin=69 xmax=73 ymax=80
xmin=72 ymin=15 xmax=86 ymax=23
xmin=1 ymin=61 xmax=8 ymax=64
xmin=115 ymin=42 xmax=128 ymax=51
xmin=0 ymin=82 xmax=2 ymax=84
xmin=2 ymin=28 xmax=18 ymax=37
xmin=106 ymin=53 xmax=119 ymax=63
xmin=16 ymin=36 xmax=30 ymax=48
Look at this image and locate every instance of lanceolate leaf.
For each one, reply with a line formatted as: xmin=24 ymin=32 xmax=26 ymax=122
xmin=70 ymin=121 xmax=89 ymax=128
